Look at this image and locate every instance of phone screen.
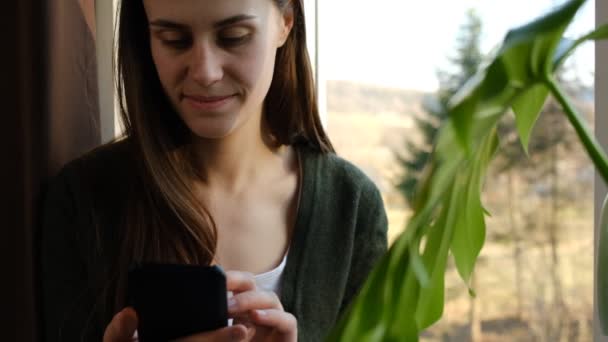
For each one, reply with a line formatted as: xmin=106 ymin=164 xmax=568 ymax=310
xmin=127 ymin=264 xmax=228 ymax=342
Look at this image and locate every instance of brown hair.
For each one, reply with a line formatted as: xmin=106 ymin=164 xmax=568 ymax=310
xmin=98 ymin=0 xmax=334 ymax=322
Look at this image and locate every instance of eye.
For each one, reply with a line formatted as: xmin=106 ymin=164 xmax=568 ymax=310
xmin=218 ymin=27 xmax=252 ymax=47
xmin=156 ymin=31 xmax=192 ymax=49
xmin=162 ymin=38 xmax=192 ymax=49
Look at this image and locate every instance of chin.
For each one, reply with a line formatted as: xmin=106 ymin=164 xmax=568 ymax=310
xmin=177 ymin=107 xmax=241 ymax=139
xmin=186 ymin=120 xmax=240 ymax=140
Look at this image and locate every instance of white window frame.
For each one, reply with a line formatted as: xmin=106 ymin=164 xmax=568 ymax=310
xmin=95 ymin=0 xmax=117 ymax=143
xmin=595 ymin=1 xmax=607 ymax=340
xmin=304 ymin=0 xmax=327 ymax=127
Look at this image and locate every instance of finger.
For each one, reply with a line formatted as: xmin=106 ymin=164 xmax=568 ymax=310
xmin=242 ymin=322 xmax=257 ymax=341
xmin=172 ymin=324 xmax=250 ymax=342
xmin=231 ymin=318 xmax=259 ymax=341
xmin=103 ymin=307 xmax=138 ymax=342
xmin=225 ymin=271 xmax=256 ymax=293
xmin=251 ymin=309 xmax=297 ymax=338
xmin=228 ymin=290 xmax=283 ymax=315
xmin=232 ymin=313 xmax=253 ymax=330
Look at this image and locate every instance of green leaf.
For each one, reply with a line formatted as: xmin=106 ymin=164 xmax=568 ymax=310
xmin=383 ymin=227 xmax=429 ymax=341
xmin=448 ymin=0 xmax=585 ymax=151
xmin=409 ymin=242 xmax=430 ymax=288
xmin=450 ymin=130 xmax=498 ymax=283
xmin=387 ymin=269 xmax=420 ymax=341
xmin=449 ymin=91 xmax=479 ymax=152
xmin=450 ymin=175 xmax=482 ymax=283
xmin=497 ymin=0 xmax=584 ymax=76
xmin=415 ymin=179 xmax=461 ymax=329
xmin=584 ymin=23 xmax=608 ymax=40
xmin=554 ymin=23 xmax=608 ymax=68
xmin=512 ymin=84 xmax=550 ymax=154
xmin=327 ymin=250 xmax=391 ymax=341
xmin=423 ymin=122 xmax=466 ymax=207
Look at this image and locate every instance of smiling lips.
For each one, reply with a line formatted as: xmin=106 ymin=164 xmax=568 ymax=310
xmin=183 ymin=94 xmax=236 ymax=111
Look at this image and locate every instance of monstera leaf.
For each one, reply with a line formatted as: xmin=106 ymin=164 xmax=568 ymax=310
xmin=327 ymin=0 xmax=608 ymax=340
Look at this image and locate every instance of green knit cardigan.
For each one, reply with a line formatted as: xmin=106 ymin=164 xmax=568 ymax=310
xmin=41 ymin=139 xmax=388 ymax=342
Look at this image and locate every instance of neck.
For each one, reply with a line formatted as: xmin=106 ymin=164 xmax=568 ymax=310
xmin=190 ymin=121 xmax=286 ymax=194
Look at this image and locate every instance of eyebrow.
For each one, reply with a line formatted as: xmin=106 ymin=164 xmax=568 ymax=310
xmin=149 ymin=14 xmax=257 ymax=30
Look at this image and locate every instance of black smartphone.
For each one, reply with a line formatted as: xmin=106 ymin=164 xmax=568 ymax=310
xmin=127 ymin=264 xmax=228 ymax=342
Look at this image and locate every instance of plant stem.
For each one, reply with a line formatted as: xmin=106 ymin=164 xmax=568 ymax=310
xmin=545 ymin=77 xmax=608 ymax=185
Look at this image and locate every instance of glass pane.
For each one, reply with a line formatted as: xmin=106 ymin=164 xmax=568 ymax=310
xmin=320 ymin=0 xmax=595 ymax=340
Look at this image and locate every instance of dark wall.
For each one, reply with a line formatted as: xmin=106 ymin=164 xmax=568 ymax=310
xmin=3 ymin=1 xmax=100 ymax=340
xmin=4 ymin=2 xmax=46 ymax=341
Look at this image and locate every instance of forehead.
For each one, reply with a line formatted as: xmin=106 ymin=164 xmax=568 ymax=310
xmin=143 ymin=0 xmax=275 ymax=24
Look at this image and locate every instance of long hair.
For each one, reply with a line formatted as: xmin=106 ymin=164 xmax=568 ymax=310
xmin=99 ymin=0 xmax=334 ymax=322
xmin=266 ymin=0 xmax=334 ymax=151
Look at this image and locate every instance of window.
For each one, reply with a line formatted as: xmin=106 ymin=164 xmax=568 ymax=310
xmin=319 ymin=1 xmax=597 ymax=340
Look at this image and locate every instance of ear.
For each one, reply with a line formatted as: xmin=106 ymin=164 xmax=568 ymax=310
xmin=277 ymin=6 xmax=295 ymax=47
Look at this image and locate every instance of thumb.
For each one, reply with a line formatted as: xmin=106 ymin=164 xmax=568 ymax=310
xmin=103 ymin=307 xmax=139 ymax=342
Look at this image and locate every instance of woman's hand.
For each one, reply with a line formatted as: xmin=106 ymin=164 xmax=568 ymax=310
xmin=226 ymin=271 xmax=298 ymax=342
xmin=103 ymin=308 xmax=138 ymax=342
xmin=102 ymin=271 xmax=296 ymax=342
xmin=102 ymin=307 xmax=254 ymax=342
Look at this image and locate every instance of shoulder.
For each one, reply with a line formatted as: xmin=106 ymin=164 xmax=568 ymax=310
xmin=52 ymin=138 xmax=135 ymax=191
xmin=298 ymin=144 xmax=382 ymax=204
xmin=46 ymin=138 xmax=136 ymax=226
xmin=62 ymin=137 xmax=134 ymax=176
xmin=43 ymin=138 xmax=137 ymax=263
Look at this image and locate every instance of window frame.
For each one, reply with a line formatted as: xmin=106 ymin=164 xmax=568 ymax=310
xmin=595 ymin=1 xmax=607 ymax=340
xmin=95 ymin=0 xmax=116 ymax=143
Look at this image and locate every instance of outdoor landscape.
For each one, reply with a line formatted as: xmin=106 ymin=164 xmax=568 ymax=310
xmin=325 ymin=78 xmax=594 ymax=341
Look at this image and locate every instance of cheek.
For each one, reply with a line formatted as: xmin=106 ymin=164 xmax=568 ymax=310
xmin=233 ymin=39 xmax=278 ymax=99
xmin=150 ymin=44 xmax=183 ymax=94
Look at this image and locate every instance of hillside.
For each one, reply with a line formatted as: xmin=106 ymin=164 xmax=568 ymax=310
xmin=325 ymin=80 xmax=429 ymax=216
xmin=327 ymin=80 xmax=427 ymax=115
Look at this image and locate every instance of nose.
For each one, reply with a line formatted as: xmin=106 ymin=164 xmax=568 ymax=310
xmin=187 ymin=41 xmax=224 ymax=87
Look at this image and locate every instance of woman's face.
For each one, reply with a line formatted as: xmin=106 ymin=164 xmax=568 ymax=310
xmin=143 ymin=0 xmax=293 ymax=140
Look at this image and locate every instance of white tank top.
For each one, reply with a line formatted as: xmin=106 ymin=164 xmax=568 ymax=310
xmin=253 ymin=252 xmax=288 ymax=295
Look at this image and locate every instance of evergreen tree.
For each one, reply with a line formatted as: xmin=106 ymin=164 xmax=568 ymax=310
xmin=396 ymin=9 xmax=484 ymax=207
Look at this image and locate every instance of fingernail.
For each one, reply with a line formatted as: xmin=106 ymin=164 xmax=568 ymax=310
xmin=256 ymin=309 xmax=267 ymax=316
xmin=228 ymin=298 xmax=237 ymax=309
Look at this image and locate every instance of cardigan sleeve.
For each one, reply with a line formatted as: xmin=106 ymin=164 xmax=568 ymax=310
xmin=338 ymin=181 xmax=389 ymax=316
xmin=40 ymin=166 xmax=102 ymax=342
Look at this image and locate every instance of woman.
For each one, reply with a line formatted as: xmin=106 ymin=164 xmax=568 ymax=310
xmin=41 ymin=0 xmax=388 ymax=341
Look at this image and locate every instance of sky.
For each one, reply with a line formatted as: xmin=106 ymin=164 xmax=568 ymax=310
xmin=320 ymin=0 xmax=596 ymax=92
